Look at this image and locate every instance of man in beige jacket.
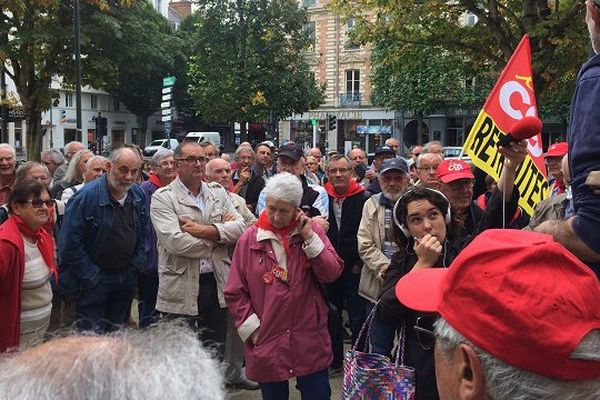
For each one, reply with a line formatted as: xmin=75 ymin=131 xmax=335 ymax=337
xmin=150 ymin=142 xmax=245 ymax=359
xmin=357 ymin=158 xmax=410 ymax=356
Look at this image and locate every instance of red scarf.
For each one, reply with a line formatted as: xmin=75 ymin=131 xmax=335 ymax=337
xmin=12 ymin=214 xmax=58 ymax=281
xmin=325 ymin=179 xmax=365 ymax=204
xmin=255 ymin=211 xmax=298 ymax=255
xmin=148 ymin=172 xmax=166 ymax=189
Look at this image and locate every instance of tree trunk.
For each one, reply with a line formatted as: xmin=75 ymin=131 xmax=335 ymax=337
xmin=240 ymin=120 xmax=248 ymax=143
xmin=25 ymin=109 xmax=43 ymax=162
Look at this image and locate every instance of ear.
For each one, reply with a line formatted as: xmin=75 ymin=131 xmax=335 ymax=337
xmin=589 ymin=0 xmax=600 ymax=23
xmin=457 ymin=344 xmax=486 ymax=400
xmin=106 ymin=161 xmax=113 ymax=173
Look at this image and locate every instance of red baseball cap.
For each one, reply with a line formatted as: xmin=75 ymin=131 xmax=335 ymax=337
xmin=544 ymin=142 xmax=568 ymax=158
xmin=436 ymin=159 xmax=474 ymax=183
xmin=395 ymin=229 xmax=600 ymax=380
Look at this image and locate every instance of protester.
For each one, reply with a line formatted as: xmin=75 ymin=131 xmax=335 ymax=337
xmin=348 ymin=147 xmax=374 ymax=187
xmin=304 ymin=155 xmax=322 ymax=186
xmin=254 ymin=142 xmax=276 ymax=182
xmin=40 ymin=149 xmax=65 ymax=181
xmin=423 ymin=140 xmax=443 ymax=155
xmin=150 ymin=142 xmax=245 ymax=359
xmin=0 ymin=323 xmax=225 ymax=400
xmin=58 ymin=147 xmax=147 ymax=333
xmin=60 ymin=155 xmax=109 ymax=204
xmin=357 ymin=158 xmax=410 ymax=356
xmin=232 ymin=146 xmax=264 ymax=213
xmin=307 ymin=147 xmax=325 ymax=181
xmin=0 ymin=180 xmax=57 ymax=352
xmin=0 ymin=143 xmax=17 ymax=206
xmin=385 ymin=137 xmax=401 ymax=156
xmin=200 ymin=141 xmax=220 ymax=160
xmin=15 ymin=161 xmax=51 ymax=187
xmin=225 ymin=172 xmax=343 ymax=399
xmin=534 ymin=1 xmax=600 ymax=272
xmin=544 ymin=142 xmax=568 ymax=196
xmin=376 ymin=141 xmax=526 ymax=400
xmin=366 ymin=145 xmax=396 ymax=195
xmin=51 ymin=149 xmax=92 ymax=200
xmin=395 ymin=229 xmax=600 ymax=400
xmin=410 ymin=145 xmax=423 ymax=162
xmin=51 ymin=141 xmax=83 ymax=187
xmin=415 ymin=152 xmax=443 ymax=190
xmin=138 ymin=149 xmax=177 ymax=328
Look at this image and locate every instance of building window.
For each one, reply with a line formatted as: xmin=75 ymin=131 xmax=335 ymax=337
xmin=90 ymin=94 xmax=98 ymax=110
xmin=304 ymin=21 xmax=316 ymax=50
xmin=346 ymin=69 xmax=360 ymax=95
xmin=113 ymin=97 xmax=120 ymax=111
xmin=65 ymin=92 xmax=73 ymax=107
xmin=302 ymin=0 xmax=316 ymax=7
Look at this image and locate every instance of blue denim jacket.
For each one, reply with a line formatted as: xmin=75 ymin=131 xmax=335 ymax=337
xmin=58 ymin=175 xmax=148 ymax=293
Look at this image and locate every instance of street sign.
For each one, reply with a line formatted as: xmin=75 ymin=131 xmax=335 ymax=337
xmin=164 ymin=120 xmax=172 ymax=129
xmin=160 ymin=101 xmax=170 ymax=108
xmin=162 ymin=94 xmax=172 ymax=102
xmin=163 ymin=76 xmax=177 ymax=87
xmin=161 ymin=108 xmax=172 ymax=116
xmin=162 ymin=87 xmax=173 ymax=95
xmin=161 ymin=115 xmax=172 ymax=122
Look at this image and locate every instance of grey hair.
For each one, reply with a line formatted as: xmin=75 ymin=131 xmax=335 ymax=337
xmin=15 ymin=161 xmax=49 ymax=184
xmin=62 ymin=149 xmax=93 ymax=186
xmin=0 ymin=143 xmax=16 ymax=159
xmin=150 ymin=148 xmax=175 ymax=168
xmin=235 ymin=146 xmax=255 ymax=159
xmin=263 ymin=172 xmax=302 ymax=207
xmin=40 ymin=149 xmax=65 ymax=165
xmin=423 ymin=140 xmax=443 ymax=154
xmin=109 ymin=147 xmax=142 ymax=164
xmin=0 ymin=322 xmax=224 ymax=400
xmin=415 ymin=152 xmax=443 ymax=168
xmin=84 ymin=155 xmax=108 ymax=172
xmin=434 ymin=318 xmax=600 ymax=400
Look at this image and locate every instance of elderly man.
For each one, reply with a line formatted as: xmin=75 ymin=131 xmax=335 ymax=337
xmin=423 ymin=140 xmax=443 ymax=155
xmin=437 ymin=159 xmax=484 ymax=235
xmin=232 ymin=146 xmax=264 ymax=213
xmin=410 ymin=145 xmax=424 ymax=162
xmin=150 ymin=142 xmax=245 ymax=359
xmin=0 ymin=143 xmax=17 ymax=206
xmin=137 ymin=149 xmax=177 ymax=328
xmin=348 ymin=147 xmax=375 ymax=186
xmin=544 ymin=142 xmax=568 ymax=196
xmin=256 ymin=143 xmax=329 ymax=220
xmin=324 ymin=154 xmax=371 ymax=374
xmin=415 ymin=152 xmax=443 ymax=190
xmin=59 ymin=147 xmax=147 ymax=333
xmin=385 ymin=137 xmax=401 ymax=156
xmin=357 ymin=158 xmax=410 ymax=356
xmin=395 ymin=229 xmax=600 ymax=400
xmin=533 ymin=1 xmax=600 ymax=274
xmin=0 ymin=323 xmax=225 ymax=400
xmin=60 ymin=155 xmax=109 ymax=203
xmin=51 ymin=141 xmax=83 ymax=187
xmin=40 ymin=149 xmax=65 ymax=181
xmin=366 ymin=145 xmax=396 ymax=195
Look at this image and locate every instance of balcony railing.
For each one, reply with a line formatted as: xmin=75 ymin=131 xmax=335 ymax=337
xmin=340 ymin=93 xmax=362 ymax=107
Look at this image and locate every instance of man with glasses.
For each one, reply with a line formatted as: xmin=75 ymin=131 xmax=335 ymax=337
xmin=150 ymin=142 xmax=245 ymax=359
xmin=437 ymin=159 xmax=483 ymax=235
xmin=59 ymin=147 xmax=147 ymax=333
xmin=415 ymin=152 xmax=443 ymax=190
xmin=395 ymin=229 xmax=600 ymax=400
xmin=323 ymin=154 xmax=371 ymax=375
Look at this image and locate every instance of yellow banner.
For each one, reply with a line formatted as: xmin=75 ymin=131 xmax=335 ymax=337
xmin=463 ymin=111 xmax=550 ymax=216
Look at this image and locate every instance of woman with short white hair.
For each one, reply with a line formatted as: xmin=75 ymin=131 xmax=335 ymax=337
xmin=225 ymin=172 xmax=343 ymax=400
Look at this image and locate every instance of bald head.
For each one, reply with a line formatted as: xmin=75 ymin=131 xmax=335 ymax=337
xmin=206 ymin=158 xmax=233 ymax=188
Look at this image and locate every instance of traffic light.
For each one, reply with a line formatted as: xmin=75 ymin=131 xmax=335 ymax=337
xmin=0 ymin=105 xmax=8 ymax=121
xmin=96 ymin=117 xmax=107 ymax=139
xmin=328 ymin=114 xmax=337 ymax=131
xmin=60 ymin=109 xmax=66 ymax=122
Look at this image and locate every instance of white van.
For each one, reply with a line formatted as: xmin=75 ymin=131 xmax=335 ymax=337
xmin=184 ymin=131 xmax=221 ymax=148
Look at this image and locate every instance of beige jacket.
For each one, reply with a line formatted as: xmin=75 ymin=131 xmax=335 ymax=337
xmin=151 ymin=177 xmax=245 ymax=315
xmin=357 ymin=193 xmax=390 ymax=303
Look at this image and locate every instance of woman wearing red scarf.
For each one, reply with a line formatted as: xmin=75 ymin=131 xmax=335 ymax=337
xmin=0 ymin=180 xmax=57 ymax=352
xmin=225 ymin=172 xmax=343 ymax=400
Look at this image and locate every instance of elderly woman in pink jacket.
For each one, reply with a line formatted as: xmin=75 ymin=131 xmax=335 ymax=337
xmin=225 ymin=172 xmax=343 ymax=400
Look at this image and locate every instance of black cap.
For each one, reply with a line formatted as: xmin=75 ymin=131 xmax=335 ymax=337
xmin=375 ymin=145 xmax=396 ymax=157
xmin=379 ymin=158 xmax=408 ymax=174
xmin=278 ymin=143 xmax=304 ymax=161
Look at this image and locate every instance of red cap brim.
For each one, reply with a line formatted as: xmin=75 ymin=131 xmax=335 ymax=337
xmin=438 ymin=170 xmax=475 ymax=183
xmin=395 ymin=268 xmax=447 ymax=312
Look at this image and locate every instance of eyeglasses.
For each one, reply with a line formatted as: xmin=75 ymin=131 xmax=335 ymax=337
xmin=177 ymin=156 xmax=208 ymax=164
xmin=414 ymin=315 xmax=436 ymax=350
xmin=328 ymin=168 xmax=352 ymax=175
xmin=417 ymin=166 xmax=438 ymax=172
xmin=23 ymin=199 xmax=55 ymax=209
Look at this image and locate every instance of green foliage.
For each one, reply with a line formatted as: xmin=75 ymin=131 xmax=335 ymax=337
xmin=186 ymin=0 xmax=324 ymax=139
xmin=332 ymin=0 xmax=589 ymax=122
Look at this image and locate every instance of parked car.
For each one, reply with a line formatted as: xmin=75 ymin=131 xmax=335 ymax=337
xmin=143 ymin=138 xmax=179 ymax=157
xmin=183 ymin=131 xmax=222 ymax=148
xmin=443 ymin=146 xmax=471 ymax=163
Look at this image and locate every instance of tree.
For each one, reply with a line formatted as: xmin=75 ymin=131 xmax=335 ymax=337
xmin=331 ymin=0 xmax=589 ymax=122
xmin=186 ymin=0 xmax=324 ymax=143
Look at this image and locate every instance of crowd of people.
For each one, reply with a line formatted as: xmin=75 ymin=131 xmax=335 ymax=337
xmin=1 ymin=3 xmax=600 ymax=399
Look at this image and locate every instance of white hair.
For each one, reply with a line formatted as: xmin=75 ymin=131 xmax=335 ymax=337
xmin=263 ymin=172 xmax=302 ymax=207
xmin=0 ymin=143 xmax=16 ymax=158
xmin=40 ymin=149 xmax=65 ymax=164
xmin=150 ymin=148 xmax=174 ymax=168
xmin=423 ymin=140 xmax=443 ymax=154
xmin=0 ymin=322 xmax=224 ymax=400
xmin=415 ymin=152 xmax=443 ymax=168
xmin=434 ymin=318 xmax=600 ymax=400
xmin=84 ymin=155 xmax=108 ymax=172
xmin=62 ymin=149 xmax=93 ymax=186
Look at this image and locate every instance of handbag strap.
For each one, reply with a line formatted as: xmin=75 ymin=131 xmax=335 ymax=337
xmin=352 ymin=300 xmax=379 ymax=352
xmin=394 ymin=322 xmax=407 ymax=367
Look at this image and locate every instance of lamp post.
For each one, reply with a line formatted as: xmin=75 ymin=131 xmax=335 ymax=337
xmin=73 ymin=0 xmax=82 ymax=142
